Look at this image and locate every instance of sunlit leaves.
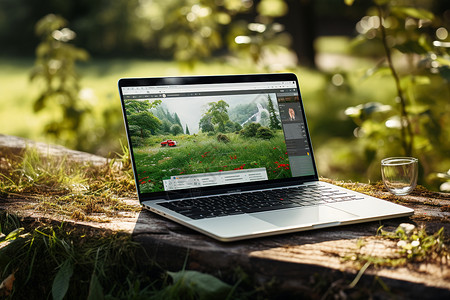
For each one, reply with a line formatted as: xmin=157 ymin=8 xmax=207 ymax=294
xmin=35 ymin=14 xmax=67 ymax=37
xmin=394 ymin=40 xmax=429 ymax=55
xmin=345 ymin=0 xmax=450 ymax=190
xmin=345 ymin=102 xmax=393 ymax=124
xmin=125 ymin=99 xmax=162 ymax=139
xmin=390 ymin=6 xmax=434 ymax=21
xmin=257 ymin=0 xmax=288 ymax=18
xmin=378 ymin=224 xmax=448 ymax=263
xmin=30 ymin=14 xmax=91 ymax=150
xmin=344 ymin=0 xmax=355 ymax=6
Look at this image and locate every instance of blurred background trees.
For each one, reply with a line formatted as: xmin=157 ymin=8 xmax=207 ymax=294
xmin=0 ymin=0 xmax=368 ymax=65
xmin=0 ymin=0 xmax=449 ymax=191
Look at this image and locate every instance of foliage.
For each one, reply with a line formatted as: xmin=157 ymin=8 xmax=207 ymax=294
xmin=0 ymin=0 xmax=365 ymax=67
xmin=125 ymin=99 xmax=162 ymax=140
xmin=199 ymin=100 xmax=243 ymax=134
xmin=199 ymin=114 xmax=215 ymax=133
xmin=154 ymin=106 xmax=186 ymax=136
xmin=124 ymin=98 xmax=161 ymax=114
xmin=170 ymin=124 xmax=183 ymax=136
xmin=134 ymin=0 xmax=299 ymax=68
xmin=0 ymin=215 xmax=160 ymax=299
xmin=30 ymin=14 xmax=90 ymax=150
xmin=377 ymin=224 xmax=448 ymax=264
xmin=344 ymin=0 xmax=450 ymax=191
xmin=163 ymin=270 xmax=233 ymax=299
xmin=255 ymin=127 xmax=275 ymax=140
xmin=205 ymin=100 xmax=230 ymax=133
xmin=267 ymin=94 xmax=281 ymax=130
xmin=345 ymin=223 xmax=449 ymax=269
xmin=240 ymin=122 xmax=262 ymax=138
xmin=216 ymin=133 xmax=231 ymax=143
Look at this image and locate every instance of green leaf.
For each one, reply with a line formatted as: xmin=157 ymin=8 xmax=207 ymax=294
xmin=362 ymin=66 xmax=391 ymax=80
xmin=439 ymin=66 xmax=450 ymax=82
xmin=436 ymin=57 xmax=450 ymax=67
xmin=394 ymin=41 xmax=428 ymax=55
xmin=52 ymin=259 xmax=73 ymax=300
xmin=412 ymin=75 xmax=431 ymax=85
xmin=391 ymin=7 xmax=434 ymax=20
xmin=418 ymin=35 xmax=432 ymax=52
xmin=168 ymin=270 xmax=233 ymax=300
xmin=5 ymin=228 xmax=24 ymax=241
xmin=33 ymin=95 xmax=47 ymax=112
xmin=87 ymin=273 xmax=104 ymax=300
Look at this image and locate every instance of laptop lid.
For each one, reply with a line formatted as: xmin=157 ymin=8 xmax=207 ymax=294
xmin=118 ymin=73 xmax=318 ymax=202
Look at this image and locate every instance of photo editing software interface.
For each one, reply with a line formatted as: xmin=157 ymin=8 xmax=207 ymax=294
xmin=122 ymin=80 xmax=315 ymax=193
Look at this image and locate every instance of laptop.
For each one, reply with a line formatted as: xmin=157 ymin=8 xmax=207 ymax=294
xmin=118 ymin=73 xmax=413 ymax=242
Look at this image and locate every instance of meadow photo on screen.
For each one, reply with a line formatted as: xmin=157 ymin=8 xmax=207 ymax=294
xmin=125 ymin=93 xmax=292 ymax=193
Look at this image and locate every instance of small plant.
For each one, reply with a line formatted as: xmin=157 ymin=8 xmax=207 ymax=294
xmin=377 ymin=223 xmax=448 ymax=263
xmin=240 ymin=122 xmax=262 ymax=138
xmin=346 ymin=223 xmax=449 ymax=269
xmin=216 ymin=133 xmax=230 ymax=143
xmin=256 ymin=127 xmax=274 ymax=140
xmin=30 ymin=14 xmax=90 ymax=150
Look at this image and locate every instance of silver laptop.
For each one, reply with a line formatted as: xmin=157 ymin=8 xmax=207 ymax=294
xmin=118 ymin=73 xmax=413 ymax=242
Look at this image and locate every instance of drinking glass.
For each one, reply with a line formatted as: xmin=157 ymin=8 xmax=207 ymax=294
xmin=381 ymin=157 xmax=418 ymax=196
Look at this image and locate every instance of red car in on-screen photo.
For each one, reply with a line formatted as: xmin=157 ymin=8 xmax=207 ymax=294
xmin=160 ymin=139 xmax=177 ymax=147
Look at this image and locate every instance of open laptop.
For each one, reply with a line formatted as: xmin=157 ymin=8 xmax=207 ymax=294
xmin=118 ymin=73 xmax=413 ymax=242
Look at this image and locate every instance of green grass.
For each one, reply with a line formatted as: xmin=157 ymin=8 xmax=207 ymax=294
xmin=0 ymin=213 xmax=163 ymax=299
xmin=133 ymin=132 xmax=290 ymax=193
xmin=0 ymin=146 xmax=137 ymax=222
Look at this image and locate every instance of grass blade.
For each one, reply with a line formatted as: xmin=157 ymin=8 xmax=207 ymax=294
xmin=87 ymin=273 xmax=104 ymax=300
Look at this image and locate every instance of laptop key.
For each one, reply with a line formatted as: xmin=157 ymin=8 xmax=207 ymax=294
xmin=156 ymin=185 xmax=361 ymax=219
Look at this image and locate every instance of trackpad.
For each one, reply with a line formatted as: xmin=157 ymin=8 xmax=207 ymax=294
xmin=252 ymin=206 xmax=358 ymax=228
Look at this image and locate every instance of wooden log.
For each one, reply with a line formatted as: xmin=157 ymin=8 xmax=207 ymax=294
xmin=1 ymin=134 xmax=449 ymax=298
xmin=0 ymin=134 xmax=109 ymax=166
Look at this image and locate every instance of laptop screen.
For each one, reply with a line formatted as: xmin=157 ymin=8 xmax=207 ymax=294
xmin=119 ymin=73 xmax=317 ymax=199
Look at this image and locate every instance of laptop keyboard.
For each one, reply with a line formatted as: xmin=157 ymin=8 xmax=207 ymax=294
xmin=156 ymin=185 xmax=364 ymax=220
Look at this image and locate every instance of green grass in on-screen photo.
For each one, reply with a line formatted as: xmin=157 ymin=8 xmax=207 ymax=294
xmin=134 ymin=131 xmax=290 ymax=193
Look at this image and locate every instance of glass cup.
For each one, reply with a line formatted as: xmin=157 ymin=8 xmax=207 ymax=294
xmin=381 ymin=157 xmax=418 ymax=196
